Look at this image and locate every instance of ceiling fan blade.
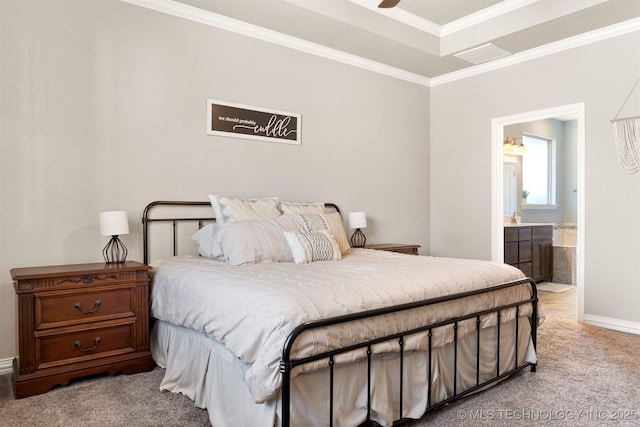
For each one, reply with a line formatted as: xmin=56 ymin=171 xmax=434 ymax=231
xmin=378 ymin=0 xmax=401 ymax=8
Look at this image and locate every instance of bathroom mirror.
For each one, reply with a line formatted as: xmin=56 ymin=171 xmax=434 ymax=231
xmin=502 ymin=118 xmax=578 ymax=224
xmin=503 ymin=161 xmax=517 ymax=216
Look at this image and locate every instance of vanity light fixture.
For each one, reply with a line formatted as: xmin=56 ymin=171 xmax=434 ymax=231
xmin=99 ymin=210 xmax=129 ymax=264
xmin=503 ymin=136 xmax=527 ymax=155
xmin=348 ymin=211 xmax=367 ymax=248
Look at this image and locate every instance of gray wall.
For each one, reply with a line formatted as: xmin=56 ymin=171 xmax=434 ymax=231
xmin=430 ymin=32 xmax=640 ymax=325
xmin=0 ymin=0 xmax=430 ymax=360
xmin=2 ymin=0 xmax=638 ymax=364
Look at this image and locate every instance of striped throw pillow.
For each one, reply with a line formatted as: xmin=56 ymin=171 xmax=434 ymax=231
xmin=284 ymin=230 xmax=341 ymax=264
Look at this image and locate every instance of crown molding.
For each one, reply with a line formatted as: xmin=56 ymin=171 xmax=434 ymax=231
xmin=347 ymin=0 xmax=441 ymax=36
xmin=122 ymin=0 xmax=638 ymax=88
xmin=441 ymin=0 xmax=538 ymax=37
xmin=349 ymin=0 xmax=538 ymax=38
xmin=431 ymin=17 xmax=640 ymax=87
xmin=121 ymin=0 xmax=431 ymax=87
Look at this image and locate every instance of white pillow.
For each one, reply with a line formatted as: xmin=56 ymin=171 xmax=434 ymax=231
xmin=280 ymin=202 xmax=326 ymax=214
xmin=190 ymin=224 xmax=223 ymax=259
xmin=291 ymin=212 xmax=351 ymax=255
xmin=216 ymin=215 xmax=300 ymax=265
xmin=284 ymin=230 xmax=342 ymax=264
xmin=208 ymin=195 xmax=281 ymax=225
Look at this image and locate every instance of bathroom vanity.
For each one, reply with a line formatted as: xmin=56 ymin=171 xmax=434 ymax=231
xmin=504 ymin=224 xmax=553 ymax=283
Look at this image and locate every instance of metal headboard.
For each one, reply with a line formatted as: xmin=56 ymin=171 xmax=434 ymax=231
xmin=141 ymin=200 xmax=340 ymax=264
xmin=142 ymin=201 xmax=213 ymax=264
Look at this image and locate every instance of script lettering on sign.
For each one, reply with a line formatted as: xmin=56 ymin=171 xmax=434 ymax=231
xmin=207 ymin=100 xmax=301 ymax=145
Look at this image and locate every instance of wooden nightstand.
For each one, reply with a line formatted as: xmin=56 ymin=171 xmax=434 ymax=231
xmin=365 ymin=243 xmax=421 ymax=255
xmin=11 ymin=261 xmax=154 ymax=399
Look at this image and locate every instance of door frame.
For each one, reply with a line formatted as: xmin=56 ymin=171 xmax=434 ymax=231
xmin=491 ymin=103 xmax=585 ymax=321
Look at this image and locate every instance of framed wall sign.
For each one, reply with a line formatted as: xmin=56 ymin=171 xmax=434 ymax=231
xmin=207 ymin=99 xmax=301 ymax=145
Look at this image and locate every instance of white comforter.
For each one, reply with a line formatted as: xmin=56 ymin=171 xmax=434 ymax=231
xmin=150 ymin=249 xmax=530 ymax=403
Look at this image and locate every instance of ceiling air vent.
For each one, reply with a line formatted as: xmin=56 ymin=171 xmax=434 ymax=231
xmin=454 ymin=43 xmax=511 ymax=65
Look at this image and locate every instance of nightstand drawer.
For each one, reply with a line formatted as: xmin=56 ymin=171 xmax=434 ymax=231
xmin=35 ymin=285 xmax=134 ymax=330
xmin=35 ymin=320 xmax=135 ymax=369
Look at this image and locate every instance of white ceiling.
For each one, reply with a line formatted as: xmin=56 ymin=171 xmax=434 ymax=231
xmin=128 ymin=0 xmax=640 ymax=85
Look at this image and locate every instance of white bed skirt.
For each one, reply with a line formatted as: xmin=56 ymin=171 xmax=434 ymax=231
xmin=151 ymin=319 xmax=536 ymax=427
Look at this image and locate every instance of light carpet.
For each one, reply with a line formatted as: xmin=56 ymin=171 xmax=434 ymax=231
xmin=1 ymin=316 xmax=639 ymax=426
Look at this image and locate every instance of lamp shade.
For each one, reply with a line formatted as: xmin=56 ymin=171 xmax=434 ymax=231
xmin=99 ymin=211 xmax=129 ymax=236
xmin=348 ymin=211 xmax=367 ymax=229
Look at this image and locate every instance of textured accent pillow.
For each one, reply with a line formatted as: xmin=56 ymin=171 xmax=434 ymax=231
xmin=208 ymin=195 xmax=281 ymax=225
xmin=190 ymin=223 xmax=223 ymax=259
xmin=216 ymin=215 xmax=300 ymax=265
xmin=284 ymin=230 xmax=341 ymax=264
xmin=280 ymin=202 xmax=326 ymax=214
xmin=291 ymin=212 xmax=351 ymax=255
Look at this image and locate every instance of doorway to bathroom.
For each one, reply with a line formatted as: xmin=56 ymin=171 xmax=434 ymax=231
xmin=491 ymin=103 xmax=585 ymax=322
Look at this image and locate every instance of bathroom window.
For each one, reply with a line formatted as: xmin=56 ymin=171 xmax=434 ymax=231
xmin=522 ymin=134 xmax=556 ymax=205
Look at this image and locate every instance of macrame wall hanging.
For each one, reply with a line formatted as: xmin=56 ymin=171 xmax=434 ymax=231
xmin=611 ymin=77 xmax=640 ymax=174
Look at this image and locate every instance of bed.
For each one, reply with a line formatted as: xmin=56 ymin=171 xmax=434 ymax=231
xmin=142 ymin=199 xmax=541 ymax=427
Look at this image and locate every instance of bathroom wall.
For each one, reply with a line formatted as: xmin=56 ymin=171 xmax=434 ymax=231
xmin=504 ymin=118 xmax=578 ymax=224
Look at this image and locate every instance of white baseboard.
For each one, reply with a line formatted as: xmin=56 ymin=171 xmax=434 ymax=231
xmin=583 ymin=314 xmax=640 ymax=335
xmin=0 ymin=357 xmax=14 ymax=376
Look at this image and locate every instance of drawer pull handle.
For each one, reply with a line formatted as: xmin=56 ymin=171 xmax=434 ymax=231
xmin=74 ymin=300 xmax=102 ymax=314
xmin=74 ymin=337 xmax=101 ymax=352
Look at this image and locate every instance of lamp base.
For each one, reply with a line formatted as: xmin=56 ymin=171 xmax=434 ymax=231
xmin=350 ymin=228 xmax=367 ymax=248
xmin=103 ymin=235 xmax=128 ymax=264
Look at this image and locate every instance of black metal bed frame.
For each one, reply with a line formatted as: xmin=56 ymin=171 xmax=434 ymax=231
xmin=142 ymin=201 xmax=538 ymax=427
xmin=142 ymin=200 xmax=340 ymax=264
xmin=280 ymin=278 xmax=537 ymax=426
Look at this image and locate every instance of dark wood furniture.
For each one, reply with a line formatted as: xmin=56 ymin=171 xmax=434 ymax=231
xmin=504 ymin=225 xmax=552 ymax=282
xmin=365 ymin=243 xmax=420 ymax=255
xmin=11 ymin=261 xmax=154 ymax=399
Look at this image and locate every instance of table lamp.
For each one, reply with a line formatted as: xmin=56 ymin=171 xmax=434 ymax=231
xmin=99 ymin=210 xmax=129 ymax=263
xmin=348 ymin=211 xmax=367 ymax=248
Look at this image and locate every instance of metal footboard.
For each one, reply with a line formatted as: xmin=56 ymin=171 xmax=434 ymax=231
xmin=280 ymin=278 xmax=538 ymax=427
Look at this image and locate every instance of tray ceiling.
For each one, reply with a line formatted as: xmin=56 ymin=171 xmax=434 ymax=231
xmin=125 ymin=0 xmax=640 ymax=85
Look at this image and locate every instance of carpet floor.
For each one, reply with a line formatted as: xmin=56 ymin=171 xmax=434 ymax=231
xmin=1 ymin=316 xmax=639 ymax=426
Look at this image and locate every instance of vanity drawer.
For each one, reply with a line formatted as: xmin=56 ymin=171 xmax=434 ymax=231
xmin=518 ymin=262 xmax=532 ymax=277
xmin=35 ymin=321 xmax=135 ymax=369
xmin=504 ymin=242 xmax=519 ymax=264
xmin=504 ymin=228 xmax=519 ymax=242
xmin=35 ymin=285 xmax=134 ymax=330
xmin=519 ymin=241 xmax=532 ymax=262
xmin=504 ymin=225 xmax=553 ymax=282
xmin=532 ymin=226 xmax=552 ymax=241
xmin=518 ymin=227 xmax=532 ymax=241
